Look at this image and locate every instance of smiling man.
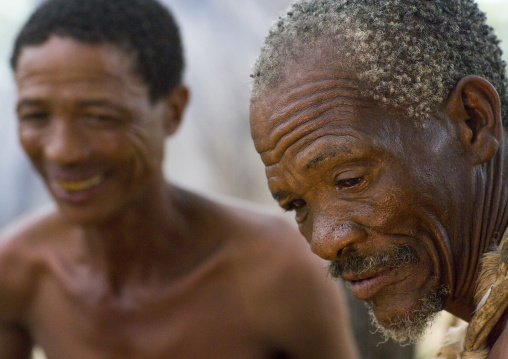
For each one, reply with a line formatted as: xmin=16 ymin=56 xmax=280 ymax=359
xmin=0 ymin=0 xmax=361 ymax=358
xmin=250 ymin=0 xmax=508 ymax=357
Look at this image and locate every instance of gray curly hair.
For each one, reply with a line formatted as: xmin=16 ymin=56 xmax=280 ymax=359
xmin=251 ymin=0 xmax=508 ymax=125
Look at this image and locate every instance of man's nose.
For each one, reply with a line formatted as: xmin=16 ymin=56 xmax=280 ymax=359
xmin=310 ymin=215 xmax=367 ymax=260
xmin=45 ymin=120 xmax=91 ymax=164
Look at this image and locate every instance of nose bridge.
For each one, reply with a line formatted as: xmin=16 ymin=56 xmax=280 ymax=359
xmin=310 ymin=208 xmax=365 ymax=260
xmin=45 ymin=116 xmax=91 ymax=164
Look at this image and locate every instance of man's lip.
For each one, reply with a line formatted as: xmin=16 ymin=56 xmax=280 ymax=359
xmin=342 ymin=269 xmax=392 ymax=301
xmin=49 ymin=174 xmax=105 ymax=203
xmin=340 ymin=268 xmax=386 ymax=282
xmin=56 ymin=175 xmax=103 ymax=191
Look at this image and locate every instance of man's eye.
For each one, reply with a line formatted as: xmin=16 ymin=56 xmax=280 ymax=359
xmin=284 ymin=199 xmax=307 ymax=212
xmin=86 ymin=114 xmax=116 ymax=122
xmin=336 ymin=177 xmax=363 ymax=189
xmin=19 ymin=112 xmax=49 ymax=122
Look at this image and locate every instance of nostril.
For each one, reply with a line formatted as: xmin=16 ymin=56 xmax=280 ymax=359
xmin=336 ymin=244 xmax=356 ymax=263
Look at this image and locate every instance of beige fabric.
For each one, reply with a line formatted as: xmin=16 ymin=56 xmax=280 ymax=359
xmin=434 ymin=229 xmax=508 ymax=359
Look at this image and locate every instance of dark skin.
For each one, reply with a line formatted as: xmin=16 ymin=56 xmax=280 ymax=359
xmin=250 ymin=52 xmax=508 ymax=357
xmin=0 ymin=36 xmax=360 ymax=359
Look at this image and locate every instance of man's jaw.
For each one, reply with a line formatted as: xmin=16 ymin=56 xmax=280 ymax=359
xmin=365 ymin=285 xmax=449 ymax=345
xmin=328 ymin=244 xmax=448 ymax=344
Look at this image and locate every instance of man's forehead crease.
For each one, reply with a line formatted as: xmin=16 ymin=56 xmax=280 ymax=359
xmin=254 ymin=77 xmax=362 ymax=151
xmin=260 ymin=120 xmax=341 ymax=166
xmin=258 ymin=98 xmax=364 ymax=165
xmin=17 ymin=90 xmax=123 ymax=109
xmin=260 ymin=124 xmax=356 ymax=172
xmin=17 ymin=65 xmax=124 ymax=82
xmin=274 ymin=76 xmax=361 ymax=111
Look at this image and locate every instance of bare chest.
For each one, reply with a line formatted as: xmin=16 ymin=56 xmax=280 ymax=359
xmin=27 ymin=263 xmax=271 ymax=359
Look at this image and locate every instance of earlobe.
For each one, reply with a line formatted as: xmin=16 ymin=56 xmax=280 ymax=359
xmin=445 ymin=75 xmax=502 ymax=165
xmin=164 ymin=85 xmax=190 ymax=136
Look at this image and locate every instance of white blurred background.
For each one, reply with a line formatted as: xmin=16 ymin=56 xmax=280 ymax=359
xmin=0 ymin=1 xmax=507 ymax=358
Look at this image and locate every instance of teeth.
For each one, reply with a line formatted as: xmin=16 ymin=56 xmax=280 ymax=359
xmin=58 ymin=175 xmax=103 ymax=192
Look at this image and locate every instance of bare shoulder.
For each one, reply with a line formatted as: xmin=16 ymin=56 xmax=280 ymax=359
xmin=179 ymin=189 xmax=358 ymax=357
xmin=177 ymin=187 xmax=302 ymax=242
xmin=0 ymin=206 xmax=65 ymax=323
xmin=215 ymin=197 xmax=344 ymax=313
xmin=176 ymin=187 xmax=331 ymax=282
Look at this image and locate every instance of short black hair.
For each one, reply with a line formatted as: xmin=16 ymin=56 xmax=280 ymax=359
xmin=252 ymin=0 xmax=508 ymax=126
xmin=11 ymin=0 xmax=184 ymax=102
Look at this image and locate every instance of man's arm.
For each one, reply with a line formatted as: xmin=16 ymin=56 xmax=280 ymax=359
xmin=0 ymin=225 xmax=37 ymax=359
xmin=0 ymin=322 xmax=33 ymax=359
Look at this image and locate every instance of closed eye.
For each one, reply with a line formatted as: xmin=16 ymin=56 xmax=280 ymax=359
xmin=19 ymin=112 xmax=49 ymax=122
xmin=336 ymin=177 xmax=363 ymax=190
xmin=85 ymin=114 xmax=118 ymax=122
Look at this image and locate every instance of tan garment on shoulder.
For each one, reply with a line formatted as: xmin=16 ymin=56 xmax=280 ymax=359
xmin=435 ymin=228 xmax=508 ymax=358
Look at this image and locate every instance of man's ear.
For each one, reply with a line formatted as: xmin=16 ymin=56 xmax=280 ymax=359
xmin=444 ymin=75 xmax=502 ymax=165
xmin=163 ymin=85 xmax=190 ymax=136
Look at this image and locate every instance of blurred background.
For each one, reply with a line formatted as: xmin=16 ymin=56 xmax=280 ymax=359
xmin=1 ymin=0 xmax=507 ymax=358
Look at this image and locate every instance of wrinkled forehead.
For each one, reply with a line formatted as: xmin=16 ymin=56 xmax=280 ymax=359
xmin=250 ymin=47 xmax=365 ymax=140
xmin=249 ymin=64 xmax=373 ymax=164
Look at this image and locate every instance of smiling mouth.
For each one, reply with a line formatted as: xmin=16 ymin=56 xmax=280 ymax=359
xmin=57 ymin=175 xmax=103 ymax=192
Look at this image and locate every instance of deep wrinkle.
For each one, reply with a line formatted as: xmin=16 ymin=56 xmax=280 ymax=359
xmin=253 ymin=75 xmax=364 ymax=155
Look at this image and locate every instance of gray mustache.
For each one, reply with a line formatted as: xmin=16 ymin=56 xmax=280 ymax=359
xmin=328 ymin=244 xmax=419 ymax=278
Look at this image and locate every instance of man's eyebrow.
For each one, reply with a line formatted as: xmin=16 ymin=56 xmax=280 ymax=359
xmin=75 ymin=99 xmax=122 ymax=109
xmin=304 ymin=148 xmax=345 ymax=170
xmin=16 ymin=99 xmax=45 ymax=111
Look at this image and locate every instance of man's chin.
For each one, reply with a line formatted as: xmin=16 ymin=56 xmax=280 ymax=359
xmin=367 ymin=306 xmax=439 ymax=345
xmin=366 ymin=285 xmax=449 ymax=345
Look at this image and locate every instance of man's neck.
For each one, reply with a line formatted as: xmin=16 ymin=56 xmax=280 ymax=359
xmin=77 ymin=179 xmax=193 ymax=293
xmin=449 ymin=132 xmax=508 ymax=320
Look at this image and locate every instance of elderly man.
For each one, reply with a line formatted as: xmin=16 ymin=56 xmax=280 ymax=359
xmin=250 ymin=0 xmax=508 ymax=357
xmin=0 ymin=0 xmax=361 ymax=358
